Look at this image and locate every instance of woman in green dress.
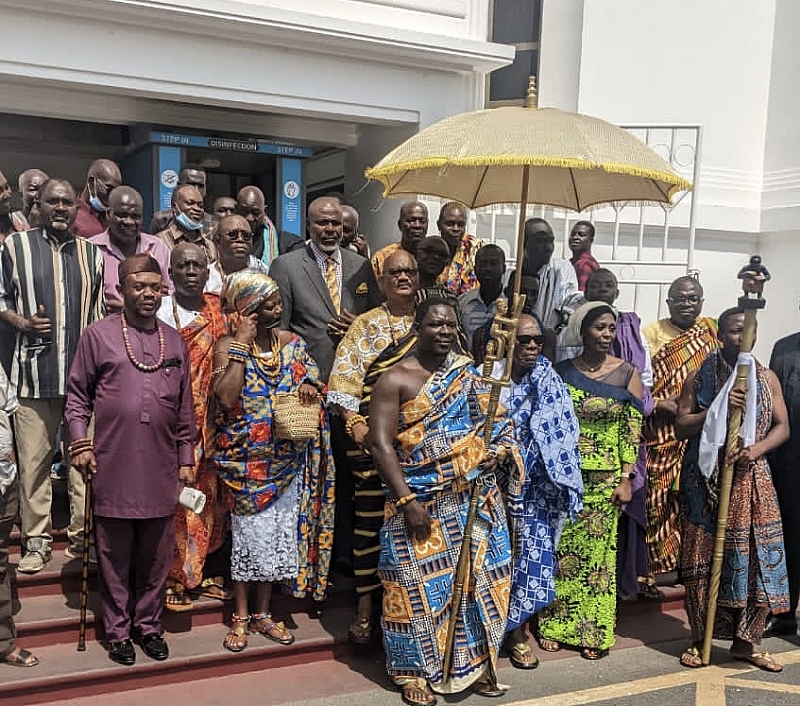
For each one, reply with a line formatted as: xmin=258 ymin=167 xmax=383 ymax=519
xmin=537 ymin=302 xmax=643 ymax=659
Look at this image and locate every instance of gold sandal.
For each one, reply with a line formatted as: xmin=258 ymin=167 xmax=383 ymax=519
xmin=250 ymin=612 xmax=295 ymax=645
xmin=165 ymin=581 xmax=194 ymax=612
xmin=223 ymin=614 xmax=249 ymax=652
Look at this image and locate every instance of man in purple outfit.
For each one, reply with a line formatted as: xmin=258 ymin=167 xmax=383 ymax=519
xmin=65 ymin=254 xmax=195 ymax=666
xmin=585 ymin=268 xmax=655 ymax=599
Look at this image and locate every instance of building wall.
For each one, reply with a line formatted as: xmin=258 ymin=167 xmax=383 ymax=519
xmin=535 ymin=0 xmax=799 ymax=358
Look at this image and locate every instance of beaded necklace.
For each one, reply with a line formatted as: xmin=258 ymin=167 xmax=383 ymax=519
xmin=171 ymin=297 xmax=202 ymax=330
xmin=121 ymin=312 xmax=165 ymax=373
xmin=250 ymin=330 xmax=282 ymax=380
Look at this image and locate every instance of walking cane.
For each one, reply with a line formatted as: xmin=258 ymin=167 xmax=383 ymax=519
xmin=441 ymin=295 xmax=525 ymax=685
xmin=77 ymin=471 xmax=93 ymax=652
xmin=700 ymin=256 xmax=770 ymax=666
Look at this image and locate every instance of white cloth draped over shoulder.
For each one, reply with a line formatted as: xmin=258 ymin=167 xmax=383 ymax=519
xmin=698 ymin=352 xmax=757 ymax=479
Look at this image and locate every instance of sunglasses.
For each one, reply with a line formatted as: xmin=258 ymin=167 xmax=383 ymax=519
xmin=517 ymin=334 xmax=545 ymax=346
xmin=223 ymin=229 xmax=253 ymax=242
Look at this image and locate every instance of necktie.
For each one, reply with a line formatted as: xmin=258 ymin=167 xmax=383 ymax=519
xmin=325 ymin=257 xmax=340 ymax=314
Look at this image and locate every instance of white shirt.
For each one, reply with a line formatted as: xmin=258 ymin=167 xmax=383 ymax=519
xmin=204 ymin=256 xmax=268 ymax=295
xmin=157 ymin=295 xmax=202 ymax=330
xmin=533 ymin=258 xmax=582 ymax=331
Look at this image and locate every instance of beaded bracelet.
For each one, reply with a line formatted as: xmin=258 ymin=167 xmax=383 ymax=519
xmin=394 ymin=493 xmax=417 ymax=509
xmin=226 ymin=344 xmax=249 ymax=365
xmin=211 ymin=365 xmax=228 ymax=377
xmin=345 ymin=414 xmax=368 ymax=439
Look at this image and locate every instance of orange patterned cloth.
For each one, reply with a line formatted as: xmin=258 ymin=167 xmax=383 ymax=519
xmin=642 ymin=316 xmax=718 ymax=575
xmin=169 ymin=294 xmax=230 ymax=589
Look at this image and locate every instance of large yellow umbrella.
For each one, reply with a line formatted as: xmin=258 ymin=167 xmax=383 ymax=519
xmin=366 ymin=79 xmax=692 ymax=294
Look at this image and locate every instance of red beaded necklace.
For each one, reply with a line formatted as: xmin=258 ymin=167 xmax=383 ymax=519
xmin=121 ymin=312 xmax=165 ymax=373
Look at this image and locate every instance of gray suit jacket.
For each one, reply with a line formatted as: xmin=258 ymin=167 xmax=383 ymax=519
xmin=269 ymin=245 xmax=380 ymax=381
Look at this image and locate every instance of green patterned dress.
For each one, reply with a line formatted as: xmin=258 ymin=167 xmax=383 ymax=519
xmin=538 ymin=360 xmax=643 ymax=651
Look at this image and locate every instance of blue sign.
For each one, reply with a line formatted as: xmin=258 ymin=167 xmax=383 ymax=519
xmin=279 ymin=158 xmax=303 ymax=236
xmin=157 ymin=146 xmax=182 ymax=212
xmin=150 ymin=131 xmax=312 ymax=158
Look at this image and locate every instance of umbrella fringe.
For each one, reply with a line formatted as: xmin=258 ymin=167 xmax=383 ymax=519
xmin=365 ymin=157 xmax=692 ymax=193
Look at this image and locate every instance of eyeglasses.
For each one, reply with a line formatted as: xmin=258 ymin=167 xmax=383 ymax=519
xmin=667 ymin=295 xmax=702 ymax=305
xmin=517 ymin=334 xmax=545 ymax=346
xmin=223 ymin=229 xmax=253 ymax=242
xmin=385 ymin=268 xmax=418 ymax=279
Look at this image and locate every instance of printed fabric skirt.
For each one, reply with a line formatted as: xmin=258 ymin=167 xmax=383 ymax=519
xmin=537 ymin=469 xmax=619 ymax=651
xmin=230 ymin=474 xmax=301 ymax=583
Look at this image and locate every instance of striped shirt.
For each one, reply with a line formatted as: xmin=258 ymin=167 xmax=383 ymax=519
xmin=0 ymin=228 xmax=105 ymax=398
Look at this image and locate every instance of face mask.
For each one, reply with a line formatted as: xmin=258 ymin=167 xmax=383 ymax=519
xmin=175 ymin=211 xmax=203 ymax=231
xmin=88 ymin=180 xmax=107 ymax=213
xmin=88 ymin=196 xmax=107 ymax=213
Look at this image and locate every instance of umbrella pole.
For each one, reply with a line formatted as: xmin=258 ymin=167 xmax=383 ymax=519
xmin=512 ymin=166 xmax=531 ymax=300
xmin=700 ymin=259 xmax=768 ymax=666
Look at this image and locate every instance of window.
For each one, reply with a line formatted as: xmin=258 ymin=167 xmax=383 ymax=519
xmin=488 ymin=0 xmax=543 ymax=105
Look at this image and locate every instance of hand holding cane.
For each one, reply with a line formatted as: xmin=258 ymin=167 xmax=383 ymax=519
xmin=700 ymin=256 xmax=769 ymax=665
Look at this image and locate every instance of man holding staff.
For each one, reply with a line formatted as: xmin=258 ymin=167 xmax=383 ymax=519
xmin=367 ymin=298 xmax=518 ymax=705
xmin=674 ymin=307 xmax=790 ymax=671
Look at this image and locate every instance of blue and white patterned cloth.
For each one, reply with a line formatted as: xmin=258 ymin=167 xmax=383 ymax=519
xmin=495 ymin=358 xmax=584 ymax=630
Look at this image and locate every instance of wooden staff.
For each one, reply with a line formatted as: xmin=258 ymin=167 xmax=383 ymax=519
xmin=701 ymin=256 xmax=770 ymax=666
xmin=77 ymin=473 xmax=93 ymax=652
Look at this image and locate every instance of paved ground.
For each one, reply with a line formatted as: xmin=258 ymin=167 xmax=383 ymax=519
xmin=35 ymin=623 xmax=800 ymax=706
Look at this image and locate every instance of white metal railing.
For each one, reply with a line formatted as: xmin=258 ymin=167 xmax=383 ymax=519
xmin=473 ymin=124 xmax=702 ymax=321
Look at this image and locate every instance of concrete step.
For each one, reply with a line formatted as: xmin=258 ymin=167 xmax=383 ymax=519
xmin=14 ymin=590 xmax=235 ymax=648
xmin=12 ymin=548 xmax=98 ymax=599
xmin=2 ymin=608 xmax=352 ymax=706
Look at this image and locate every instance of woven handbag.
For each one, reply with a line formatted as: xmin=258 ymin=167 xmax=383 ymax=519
xmin=272 ymin=392 xmax=319 ymax=441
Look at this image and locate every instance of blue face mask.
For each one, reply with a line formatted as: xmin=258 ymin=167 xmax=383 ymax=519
xmin=175 ymin=211 xmax=203 ymax=231
xmin=88 ymin=195 xmax=107 ymax=213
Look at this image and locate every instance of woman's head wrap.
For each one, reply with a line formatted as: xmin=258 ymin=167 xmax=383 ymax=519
xmin=221 ymin=271 xmax=280 ymax=315
xmin=562 ymin=300 xmax=617 ymax=348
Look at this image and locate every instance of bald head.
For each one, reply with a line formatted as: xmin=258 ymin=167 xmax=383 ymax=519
xmin=108 ymin=185 xmax=143 ymax=212
xmin=236 ymin=186 xmax=266 ymax=234
xmin=342 ymin=204 xmax=359 ymax=246
xmin=88 ymin=159 xmax=121 ymax=181
xmin=85 ymin=158 xmax=122 ymax=210
xmin=171 ymin=241 xmax=208 ymax=268
xmin=170 ymin=241 xmax=209 ymax=300
xmin=307 ymin=197 xmax=343 ymax=254
xmin=107 ymin=186 xmax=143 ymax=244
xmin=18 ymin=168 xmax=48 ymax=215
xmin=0 ymin=170 xmax=10 ymax=217
xmin=398 ymin=201 xmax=428 ymax=255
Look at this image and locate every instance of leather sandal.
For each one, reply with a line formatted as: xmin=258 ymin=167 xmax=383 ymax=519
xmin=731 ymin=650 xmax=783 ymax=673
xmin=399 ymin=678 xmax=437 ymax=706
xmin=679 ymin=645 xmax=702 ymax=668
xmin=250 ymin=613 xmax=295 ymax=645
xmin=508 ymin=641 xmax=539 ymax=669
xmin=222 ymin=614 xmax=249 ymax=653
xmin=348 ymin=616 xmax=373 ymax=645
xmin=165 ymin=582 xmax=194 ymax=612
xmin=3 ymin=647 xmax=39 ymax=667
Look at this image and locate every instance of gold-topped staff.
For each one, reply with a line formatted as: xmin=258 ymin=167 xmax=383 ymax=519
xmin=700 ymin=256 xmax=770 ymax=666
